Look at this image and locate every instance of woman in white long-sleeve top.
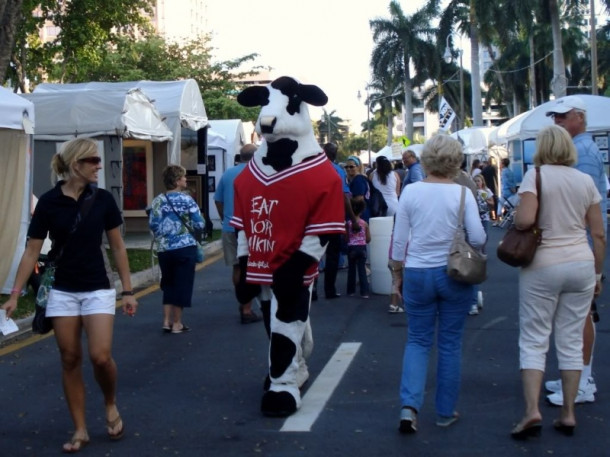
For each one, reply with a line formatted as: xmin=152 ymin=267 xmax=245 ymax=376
xmin=389 ymin=134 xmax=486 ymax=433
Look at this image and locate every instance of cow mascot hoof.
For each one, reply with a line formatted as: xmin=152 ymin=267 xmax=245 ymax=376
xmin=232 ymin=76 xmax=345 ymax=417
xmin=261 ymin=390 xmax=298 ymax=417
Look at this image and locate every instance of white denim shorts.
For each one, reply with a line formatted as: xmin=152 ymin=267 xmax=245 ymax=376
xmin=45 ymin=289 xmax=117 ymax=317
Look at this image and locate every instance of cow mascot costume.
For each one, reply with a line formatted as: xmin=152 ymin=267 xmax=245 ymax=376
xmin=231 ymin=76 xmax=345 ymax=417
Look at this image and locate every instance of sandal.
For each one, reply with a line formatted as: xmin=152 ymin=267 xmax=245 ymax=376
xmin=107 ymin=415 xmax=125 ymax=441
xmin=62 ymin=435 xmax=90 ymax=454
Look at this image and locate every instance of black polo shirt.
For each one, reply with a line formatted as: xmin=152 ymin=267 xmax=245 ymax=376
xmin=28 ymin=182 xmax=123 ymax=292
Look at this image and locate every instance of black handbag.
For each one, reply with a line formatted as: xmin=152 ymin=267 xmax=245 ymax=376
xmin=32 ymin=188 xmax=98 ymax=334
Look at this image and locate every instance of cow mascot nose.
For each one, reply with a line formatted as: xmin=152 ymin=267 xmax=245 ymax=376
xmin=230 ymin=76 xmax=345 ymax=417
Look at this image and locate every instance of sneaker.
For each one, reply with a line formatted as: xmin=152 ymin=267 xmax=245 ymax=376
xmin=436 ymin=412 xmax=460 ymax=427
xmin=545 ymin=379 xmax=562 ymax=393
xmin=545 ymin=377 xmax=597 ymax=394
xmin=399 ymin=407 xmax=417 ymax=433
xmin=468 ymin=304 xmax=479 ymax=315
xmin=546 ymin=378 xmax=597 ymax=406
xmin=477 ymin=291 xmax=484 ymax=309
xmin=388 ymin=304 xmax=405 ymax=313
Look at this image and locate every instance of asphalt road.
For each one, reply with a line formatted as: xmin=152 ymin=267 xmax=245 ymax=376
xmin=1 ymin=228 xmax=609 ymax=457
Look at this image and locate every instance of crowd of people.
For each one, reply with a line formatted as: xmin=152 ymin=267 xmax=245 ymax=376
xmin=1 ymin=96 xmax=606 ymax=450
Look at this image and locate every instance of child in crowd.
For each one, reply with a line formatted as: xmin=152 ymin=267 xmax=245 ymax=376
xmin=345 ymin=198 xmax=371 ymax=298
xmin=469 ymin=174 xmax=494 ymax=315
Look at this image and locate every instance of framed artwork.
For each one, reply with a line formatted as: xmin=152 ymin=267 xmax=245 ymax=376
xmin=594 ymin=135 xmax=608 ymax=151
xmin=185 ymin=175 xmax=203 ymax=208
xmin=207 ymin=155 xmax=216 ymax=172
xmin=207 ymin=176 xmax=216 ymax=193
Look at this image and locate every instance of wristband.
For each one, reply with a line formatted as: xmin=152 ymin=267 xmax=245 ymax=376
xmin=595 ymin=274 xmax=602 ymax=282
xmin=121 ymin=290 xmax=134 ymax=296
xmin=10 ymin=288 xmax=22 ymax=294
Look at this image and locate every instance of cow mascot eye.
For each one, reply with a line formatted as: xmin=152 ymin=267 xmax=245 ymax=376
xmin=229 ymin=76 xmax=346 ymax=416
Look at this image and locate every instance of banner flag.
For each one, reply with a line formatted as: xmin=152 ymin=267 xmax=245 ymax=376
xmin=439 ymin=97 xmax=456 ymax=132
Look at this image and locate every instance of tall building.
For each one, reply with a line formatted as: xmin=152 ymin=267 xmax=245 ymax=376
xmin=149 ymin=0 xmax=208 ymax=43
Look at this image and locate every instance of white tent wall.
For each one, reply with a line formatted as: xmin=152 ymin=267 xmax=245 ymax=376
xmin=0 ymin=88 xmax=35 ymax=294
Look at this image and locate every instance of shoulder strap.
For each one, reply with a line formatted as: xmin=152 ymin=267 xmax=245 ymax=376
xmin=534 ymin=166 xmax=541 ymax=226
xmin=457 ymin=186 xmax=466 ymax=227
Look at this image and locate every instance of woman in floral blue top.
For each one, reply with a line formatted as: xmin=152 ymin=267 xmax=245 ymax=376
xmin=149 ymin=165 xmax=204 ymax=333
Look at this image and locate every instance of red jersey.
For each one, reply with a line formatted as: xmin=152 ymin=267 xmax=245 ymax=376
xmin=231 ymin=153 xmax=345 ymax=285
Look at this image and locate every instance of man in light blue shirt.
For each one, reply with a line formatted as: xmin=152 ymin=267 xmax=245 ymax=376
xmin=215 ymin=144 xmax=261 ymax=324
xmin=401 ymin=148 xmax=425 ymax=192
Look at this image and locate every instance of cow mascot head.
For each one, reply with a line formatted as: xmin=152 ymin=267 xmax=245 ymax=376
xmin=230 ymin=76 xmax=345 ymax=416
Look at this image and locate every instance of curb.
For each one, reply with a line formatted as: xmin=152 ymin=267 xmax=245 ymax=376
xmin=0 ymin=239 xmax=223 ymax=347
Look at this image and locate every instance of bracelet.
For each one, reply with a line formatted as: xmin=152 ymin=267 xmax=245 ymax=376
xmin=595 ymin=274 xmax=602 ymax=282
xmin=121 ymin=290 xmax=134 ymax=296
xmin=10 ymin=288 xmax=22 ymax=294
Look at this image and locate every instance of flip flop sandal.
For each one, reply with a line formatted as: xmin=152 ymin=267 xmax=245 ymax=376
xmin=107 ymin=415 xmax=125 ymax=441
xmin=62 ymin=436 xmax=90 ymax=454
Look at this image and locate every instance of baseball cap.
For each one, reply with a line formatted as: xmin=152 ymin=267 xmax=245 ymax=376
xmin=545 ymin=95 xmax=586 ymax=116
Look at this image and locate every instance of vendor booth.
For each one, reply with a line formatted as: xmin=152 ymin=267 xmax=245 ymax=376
xmin=491 ymin=95 xmax=610 ymax=184
xmin=22 ymin=88 xmax=173 ymax=233
xmin=1 ymin=88 xmax=35 ymax=294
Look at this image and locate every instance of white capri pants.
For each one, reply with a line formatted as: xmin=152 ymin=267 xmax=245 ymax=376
xmin=518 ymin=260 xmax=595 ymax=371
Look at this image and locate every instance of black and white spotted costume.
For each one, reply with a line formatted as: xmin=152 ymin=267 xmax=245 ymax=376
xmin=231 ymin=76 xmax=345 ymax=416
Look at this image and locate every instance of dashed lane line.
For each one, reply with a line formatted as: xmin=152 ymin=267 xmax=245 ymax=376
xmin=280 ymin=342 xmax=362 ymax=432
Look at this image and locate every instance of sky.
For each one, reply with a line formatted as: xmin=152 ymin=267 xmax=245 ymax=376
xmin=205 ymin=0 xmax=438 ymax=133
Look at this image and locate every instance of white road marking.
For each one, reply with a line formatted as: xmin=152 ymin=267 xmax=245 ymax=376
xmin=280 ymin=342 xmax=362 ymax=432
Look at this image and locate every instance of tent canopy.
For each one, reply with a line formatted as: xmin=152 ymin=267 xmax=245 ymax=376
xmin=0 ymin=87 xmax=34 ymax=130
xmin=451 ymin=127 xmax=495 ymax=154
xmin=208 ymin=119 xmax=245 ymax=162
xmin=22 ymin=89 xmax=172 ymax=141
xmin=0 ymin=87 xmax=34 ymax=293
xmin=34 ymin=79 xmax=207 ymax=163
xmin=492 ymin=95 xmax=610 ymax=143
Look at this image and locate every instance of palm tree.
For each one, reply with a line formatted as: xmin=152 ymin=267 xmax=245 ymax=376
xmin=369 ymin=0 xmax=440 ymax=141
xmin=545 ymin=0 xmax=610 ymax=97
xmin=438 ymin=0 xmax=490 ymax=126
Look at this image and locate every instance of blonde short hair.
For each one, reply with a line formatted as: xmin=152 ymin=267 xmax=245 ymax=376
xmin=51 ymin=138 xmax=99 ymax=183
xmin=534 ymin=125 xmax=576 ymax=167
xmin=420 ymin=133 xmax=463 ymax=178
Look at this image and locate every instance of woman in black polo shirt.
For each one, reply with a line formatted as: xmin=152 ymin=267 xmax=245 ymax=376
xmin=1 ymin=138 xmax=137 ymax=453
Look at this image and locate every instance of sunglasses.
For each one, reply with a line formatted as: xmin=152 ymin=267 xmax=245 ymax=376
xmin=79 ymin=156 xmax=102 ymax=165
xmin=345 ymin=165 xmax=357 ymax=169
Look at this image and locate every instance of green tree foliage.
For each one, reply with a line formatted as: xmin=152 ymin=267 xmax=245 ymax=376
xmin=7 ymin=0 xmax=154 ymax=90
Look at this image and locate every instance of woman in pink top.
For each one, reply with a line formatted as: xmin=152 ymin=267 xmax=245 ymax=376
xmin=345 ymin=198 xmax=371 ymax=297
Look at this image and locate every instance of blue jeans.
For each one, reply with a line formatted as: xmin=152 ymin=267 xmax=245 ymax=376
xmin=400 ymin=266 xmax=473 ymax=417
xmin=346 ymin=245 xmax=369 ymax=295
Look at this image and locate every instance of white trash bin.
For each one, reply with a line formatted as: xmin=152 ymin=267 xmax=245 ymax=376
xmin=368 ymin=216 xmax=394 ymax=295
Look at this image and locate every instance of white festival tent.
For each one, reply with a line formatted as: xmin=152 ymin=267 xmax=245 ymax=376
xmin=492 ymin=95 xmax=610 ymax=143
xmin=33 ymin=79 xmax=208 ymax=164
xmin=22 ymin=89 xmax=173 ymax=141
xmin=1 ymin=88 xmax=35 ymax=294
xmin=201 ymin=119 xmax=246 ymax=228
xmin=451 ymin=127 xmax=495 ymax=155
